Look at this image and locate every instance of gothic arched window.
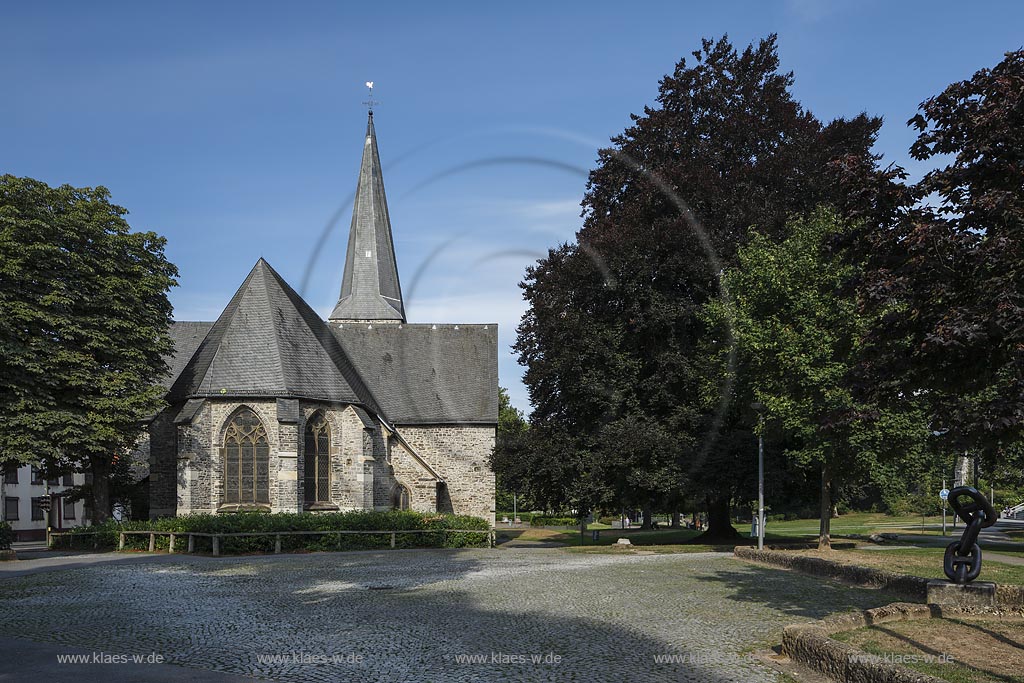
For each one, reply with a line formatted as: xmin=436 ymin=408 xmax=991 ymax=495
xmin=304 ymin=413 xmax=331 ymax=504
xmin=391 ymin=483 xmax=411 ymax=511
xmin=223 ymin=408 xmax=270 ymax=505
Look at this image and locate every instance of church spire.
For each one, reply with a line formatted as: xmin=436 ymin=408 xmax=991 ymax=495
xmin=329 ymin=108 xmax=406 ymax=323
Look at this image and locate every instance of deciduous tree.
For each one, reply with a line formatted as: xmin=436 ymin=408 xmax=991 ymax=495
xmin=0 ymin=176 xmax=177 ymax=522
xmin=706 ymin=210 xmax=932 ymax=548
xmin=516 ymin=35 xmax=890 ymax=538
xmin=850 ymin=49 xmax=1024 ymax=473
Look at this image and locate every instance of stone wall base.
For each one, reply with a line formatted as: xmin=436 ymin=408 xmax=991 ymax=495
xmin=783 ymin=603 xmax=946 ymax=683
xmin=734 ymin=546 xmax=929 ymax=601
xmin=927 ymin=580 xmax=996 ymax=608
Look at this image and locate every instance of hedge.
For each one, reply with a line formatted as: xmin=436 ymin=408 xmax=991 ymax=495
xmin=0 ymin=521 xmax=12 ymax=550
xmin=530 ymin=516 xmax=579 ymax=527
xmin=52 ymin=510 xmax=491 ymax=554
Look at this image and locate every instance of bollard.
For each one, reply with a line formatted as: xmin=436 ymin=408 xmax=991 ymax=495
xmin=148 ymin=533 xmax=156 ymax=553
xmin=187 ymin=534 xmax=195 ymax=553
xmin=274 ymin=534 xmax=282 ymax=554
xmin=118 ymin=532 xmax=125 ymax=551
xmin=213 ymin=535 xmax=220 ymax=557
xmin=169 ymin=534 xmax=176 ymax=553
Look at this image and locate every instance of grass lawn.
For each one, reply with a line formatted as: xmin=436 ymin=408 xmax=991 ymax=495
xmin=764 ymin=512 xmax=947 ymax=537
xmin=495 ymin=526 xmax=819 ymax=551
xmin=564 ymin=544 xmax=735 ymax=555
xmin=786 ymin=547 xmax=1024 ymax=586
xmin=495 ymin=527 xmax=705 ymax=546
xmin=833 ymin=616 xmax=1024 ymax=683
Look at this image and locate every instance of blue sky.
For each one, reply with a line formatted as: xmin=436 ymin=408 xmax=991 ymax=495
xmin=4 ymin=1 xmax=1022 ymax=414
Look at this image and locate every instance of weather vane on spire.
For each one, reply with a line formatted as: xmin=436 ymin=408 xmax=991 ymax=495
xmin=363 ymin=81 xmax=380 ymax=113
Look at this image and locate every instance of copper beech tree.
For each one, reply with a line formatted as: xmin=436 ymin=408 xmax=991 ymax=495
xmin=514 ymin=35 xmax=891 ymax=538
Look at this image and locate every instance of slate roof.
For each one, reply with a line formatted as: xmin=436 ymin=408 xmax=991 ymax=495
xmin=166 ymin=259 xmax=381 ymax=410
xmin=162 ymin=276 xmax=498 ymax=425
xmin=329 ymin=112 xmax=405 ymax=322
xmin=331 ymin=323 xmax=499 ymax=425
xmin=163 ymin=322 xmax=214 ymax=389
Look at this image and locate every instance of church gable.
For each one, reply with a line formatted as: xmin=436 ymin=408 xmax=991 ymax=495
xmin=166 ymin=259 xmax=375 ymax=407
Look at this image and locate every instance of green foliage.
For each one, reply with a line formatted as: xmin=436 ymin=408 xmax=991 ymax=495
xmin=704 ymin=209 xmax=935 ymax=542
xmin=497 ymin=387 xmax=527 ymax=436
xmin=514 ymin=35 xmax=890 ymax=535
xmin=52 ymin=510 xmax=491 ymax=553
xmin=0 ymin=175 xmax=177 ymax=521
xmin=491 ymin=387 xmax=538 ymax=510
xmin=529 ymin=516 xmax=578 ymax=527
xmin=0 ymin=521 xmax=13 ymax=550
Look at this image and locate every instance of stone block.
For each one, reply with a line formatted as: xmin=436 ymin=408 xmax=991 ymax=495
xmin=927 ymin=580 xmax=996 ymax=608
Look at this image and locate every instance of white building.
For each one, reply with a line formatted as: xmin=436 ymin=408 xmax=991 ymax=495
xmin=1 ymin=463 xmax=88 ymax=542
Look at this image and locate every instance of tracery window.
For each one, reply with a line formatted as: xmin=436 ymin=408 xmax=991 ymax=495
xmin=223 ymin=408 xmax=270 ymax=505
xmin=304 ymin=413 xmax=331 ymax=504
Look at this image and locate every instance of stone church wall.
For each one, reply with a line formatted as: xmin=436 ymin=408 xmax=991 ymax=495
xmin=161 ymin=401 xmax=494 ymax=526
xmin=394 ymin=425 xmax=496 ymax=525
xmin=383 ymin=436 xmax=439 ymax=514
xmin=296 ymin=403 xmax=377 ymax=511
xmin=148 ymin=409 xmax=178 ymax=519
xmin=170 ymin=400 xmax=288 ymax=514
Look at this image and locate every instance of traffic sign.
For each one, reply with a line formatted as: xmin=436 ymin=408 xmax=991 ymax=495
xmin=939 ymin=488 xmax=950 ymax=501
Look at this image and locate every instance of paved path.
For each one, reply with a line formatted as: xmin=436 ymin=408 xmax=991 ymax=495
xmin=0 ymin=548 xmax=893 ymax=683
xmin=0 ymin=549 xmax=185 ymax=577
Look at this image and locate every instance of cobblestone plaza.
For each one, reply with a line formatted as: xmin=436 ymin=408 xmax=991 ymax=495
xmin=0 ymin=549 xmax=893 ymax=682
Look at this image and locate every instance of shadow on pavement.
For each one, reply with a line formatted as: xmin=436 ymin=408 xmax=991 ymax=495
xmin=690 ymin=562 xmax=895 ymax=620
xmin=0 ymin=549 xmax=770 ymax=683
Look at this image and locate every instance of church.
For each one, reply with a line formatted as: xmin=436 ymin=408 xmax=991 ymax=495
xmin=144 ymin=112 xmax=498 ymax=525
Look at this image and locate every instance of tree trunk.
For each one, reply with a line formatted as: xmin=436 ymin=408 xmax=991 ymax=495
xmin=641 ymin=502 xmax=654 ymax=530
xmin=818 ymin=463 xmax=832 ymax=551
xmin=671 ymin=511 xmax=681 ymax=529
xmin=691 ymin=495 xmax=740 ymax=542
xmin=89 ymin=455 xmax=111 ymax=524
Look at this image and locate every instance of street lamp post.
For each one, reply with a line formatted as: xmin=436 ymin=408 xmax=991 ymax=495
xmin=758 ymin=417 xmax=765 ymax=551
xmin=751 ymin=402 xmax=765 ymax=551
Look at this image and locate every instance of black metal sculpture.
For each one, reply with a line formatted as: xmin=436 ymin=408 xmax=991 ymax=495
xmin=943 ymin=486 xmax=996 ymax=584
